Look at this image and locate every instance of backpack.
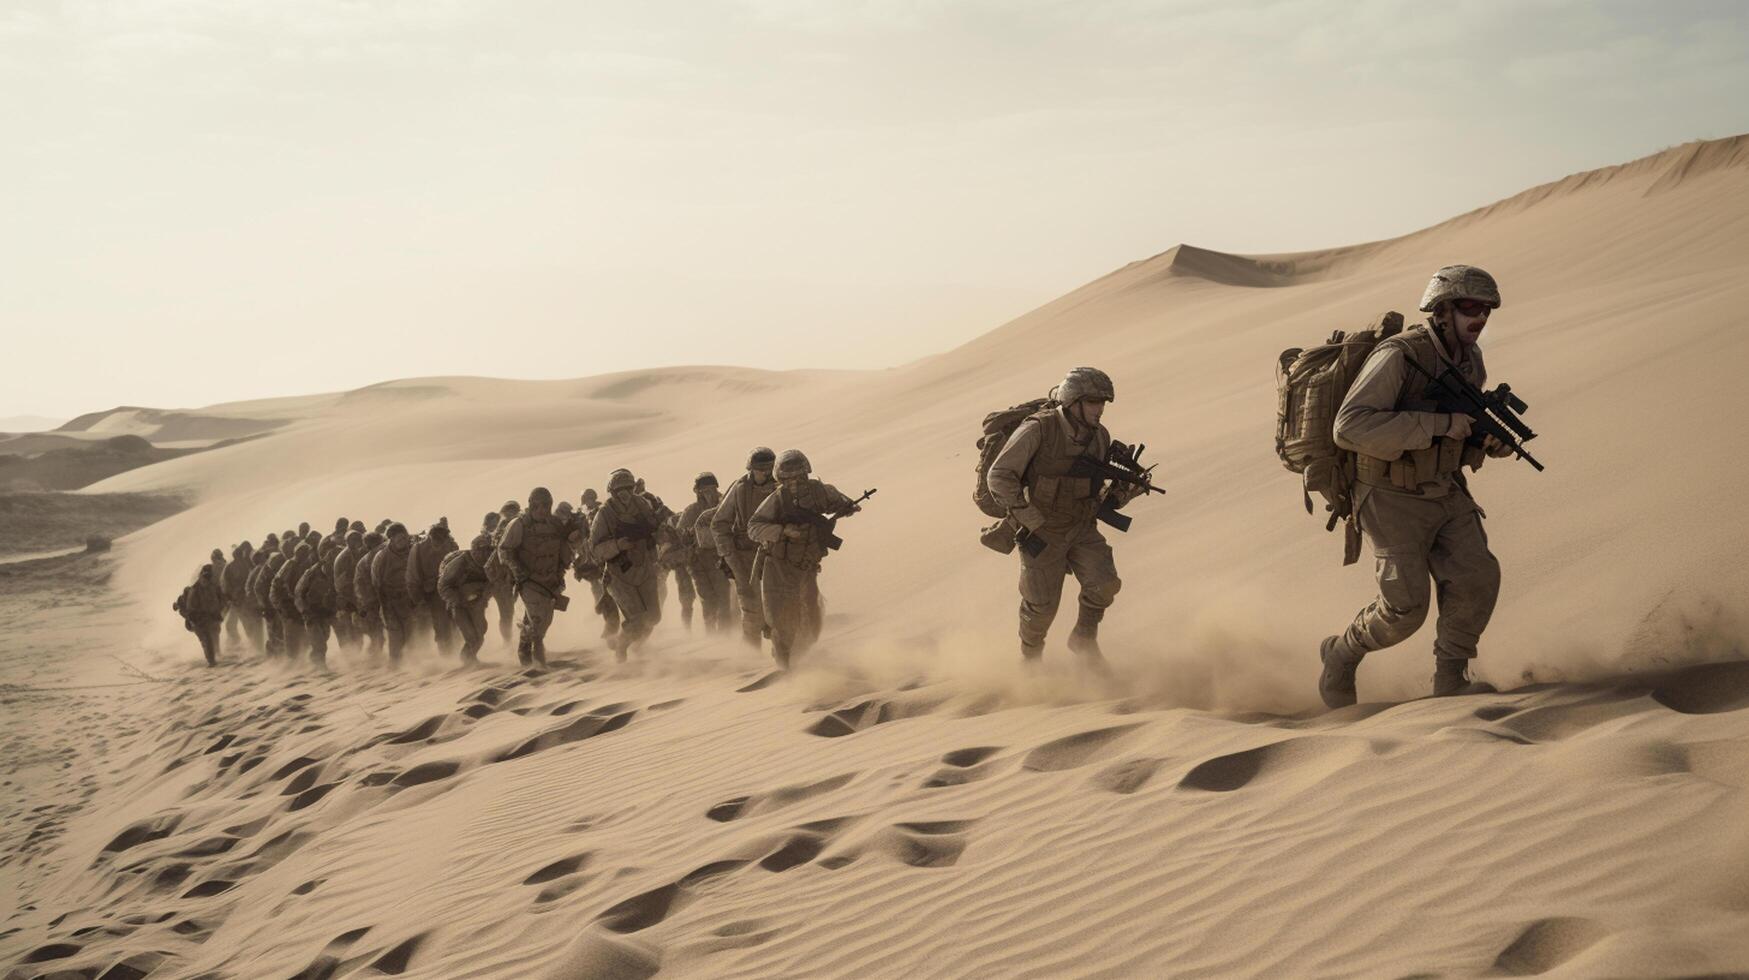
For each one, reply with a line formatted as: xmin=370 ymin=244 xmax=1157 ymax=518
xmin=972 ymin=397 xmax=1056 ymax=518
xmin=1275 ymin=311 xmax=1404 ymax=564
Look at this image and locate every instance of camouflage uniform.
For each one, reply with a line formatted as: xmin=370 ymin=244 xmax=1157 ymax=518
xmin=1321 ymin=266 xmax=1509 ymax=706
xmin=711 ymin=447 xmax=778 ymax=648
xmin=590 ymin=470 xmax=664 ymax=660
xmin=272 ymin=544 xmax=315 ymax=659
xmin=176 ymin=564 xmax=227 ymax=666
xmin=988 ymin=368 xmax=1135 ymax=662
xmin=352 ymin=533 xmax=387 ymax=653
xmin=484 ymin=500 xmax=522 ymax=643
xmin=295 ymin=556 xmax=338 ymax=667
xmin=581 ymin=491 xmax=621 ymax=639
xmin=439 ymin=536 xmax=494 ymax=662
xmin=407 ymin=522 xmax=458 ymax=655
xmin=372 ymin=525 xmax=417 ymax=664
xmin=223 ymin=543 xmax=259 ymax=650
xmin=748 ymin=451 xmax=858 ymax=669
xmin=498 ymin=489 xmax=572 ymax=666
xmin=330 ymin=531 xmax=365 ymax=649
xmin=679 ymin=473 xmax=733 ymax=633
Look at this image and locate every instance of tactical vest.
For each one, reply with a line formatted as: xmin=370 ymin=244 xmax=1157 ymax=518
xmin=1021 ymin=409 xmax=1109 ymax=528
xmin=1352 ymin=325 xmax=1485 ymax=493
xmin=375 ymin=546 xmax=412 ymax=598
xmin=355 ymin=547 xmax=383 ymax=606
xmin=513 ymin=514 xmax=569 ymax=584
xmin=222 ymin=560 xmax=250 ymax=602
xmin=299 ymin=566 xmax=336 ymax=615
xmin=763 ymin=481 xmax=837 ymax=568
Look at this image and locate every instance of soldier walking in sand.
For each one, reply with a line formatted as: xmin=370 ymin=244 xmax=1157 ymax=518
xmin=439 ymin=533 xmax=495 ymax=664
xmin=1319 ymin=266 xmax=1514 ymax=707
xmin=747 ymin=450 xmax=862 ymax=670
xmin=498 ymin=487 xmax=573 ymax=667
xmin=679 ymin=472 xmax=733 ymax=633
xmin=590 ymin=470 xmax=667 ymax=661
xmin=712 ymin=447 xmax=778 ymax=650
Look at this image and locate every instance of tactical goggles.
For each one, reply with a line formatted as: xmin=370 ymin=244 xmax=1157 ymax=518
xmin=1452 ymin=298 xmax=1496 ymax=317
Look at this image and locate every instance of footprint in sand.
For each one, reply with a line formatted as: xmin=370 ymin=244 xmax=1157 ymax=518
xmin=1490 ymin=917 xmax=1611 ymax=975
xmin=492 ymin=706 xmax=637 ymax=763
xmin=1090 ymin=757 xmax=1166 ymax=795
xmin=805 ymin=696 xmax=941 ymax=738
xmin=921 ymin=746 xmax=1004 ymax=789
xmin=1022 ymin=724 xmax=1145 ymax=773
xmin=705 ymin=773 xmax=855 ymax=822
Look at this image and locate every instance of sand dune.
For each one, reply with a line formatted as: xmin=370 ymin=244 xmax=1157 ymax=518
xmin=4 ymin=136 xmax=1749 ymax=978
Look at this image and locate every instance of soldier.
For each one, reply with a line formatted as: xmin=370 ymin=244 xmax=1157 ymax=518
xmin=578 ymin=489 xmax=620 ymax=640
xmin=296 ymin=551 xmax=338 ymax=668
xmin=221 ymin=542 xmax=254 ymax=649
xmin=712 ymin=447 xmax=778 ymax=649
xmin=695 ymin=499 xmax=738 ymax=634
xmin=484 ymin=500 xmax=522 ymax=643
xmin=481 ymin=511 xmax=501 ymax=539
xmin=634 ymin=478 xmax=676 ymax=611
xmin=589 ymin=470 xmax=666 ymax=660
xmin=297 ymin=521 xmax=311 ymax=540
xmin=987 ymin=367 xmax=1141 ymax=666
xmin=407 ymin=519 xmax=458 ymax=655
xmin=498 ymin=488 xmax=572 ymax=666
xmin=353 ymin=531 xmax=387 ymax=654
xmin=256 ymin=551 xmax=287 ymax=657
xmin=322 ymin=517 xmax=350 ymax=555
xmin=679 ymin=472 xmax=732 ymax=633
xmin=440 ymin=533 xmax=495 ymax=663
xmin=330 ymin=531 xmax=363 ymax=649
xmin=373 ymin=523 xmax=418 ymax=664
xmin=747 ymin=451 xmax=859 ymax=669
xmin=272 ymin=542 xmax=316 ymax=658
xmin=174 ymin=562 xmax=227 ymax=666
xmin=1319 ymin=265 xmax=1511 ymax=707
xmin=658 ymin=510 xmax=698 ymax=631
xmin=237 ymin=549 xmax=269 ymax=652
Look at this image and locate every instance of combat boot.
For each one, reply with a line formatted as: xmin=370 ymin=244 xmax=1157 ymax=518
xmin=1066 ymin=604 xmax=1106 ymax=661
xmin=516 ymin=636 xmax=534 ymax=667
xmin=1432 ymin=657 xmax=1493 ymax=697
xmin=1021 ymin=641 xmax=1044 ymax=662
xmin=1319 ymin=635 xmax=1364 ymax=709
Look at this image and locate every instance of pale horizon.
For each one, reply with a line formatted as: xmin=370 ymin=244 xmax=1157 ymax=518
xmin=4 ymin=1 xmax=1747 ymax=419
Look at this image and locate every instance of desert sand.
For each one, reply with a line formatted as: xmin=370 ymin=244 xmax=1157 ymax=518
xmin=3 ymin=136 xmax=1748 ymax=978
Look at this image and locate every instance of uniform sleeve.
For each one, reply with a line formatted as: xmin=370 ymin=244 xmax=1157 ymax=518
xmin=405 ymin=543 xmax=423 ymax=595
xmin=989 ymin=419 xmax=1045 ymax=530
xmin=498 ymin=519 xmax=527 ymax=580
xmin=710 ymin=486 xmax=740 ymax=555
xmin=437 ymin=556 xmax=462 ymax=606
xmin=747 ymin=491 xmax=785 ymax=546
xmin=590 ymin=510 xmax=625 ymax=559
xmin=1334 ymin=345 xmax=1452 ymax=460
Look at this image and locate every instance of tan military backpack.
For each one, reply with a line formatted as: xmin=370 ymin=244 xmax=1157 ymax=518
xmin=1275 ymin=311 xmax=1403 ymax=564
xmin=973 ymin=397 xmax=1056 ymax=518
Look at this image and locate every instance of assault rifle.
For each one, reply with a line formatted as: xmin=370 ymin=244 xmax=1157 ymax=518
xmin=1069 ymin=439 xmax=1166 ymax=533
xmin=792 ymin=488 xmax=877 ymax=551
xmin=1403 ymin=359 xmax=1545 ymax=472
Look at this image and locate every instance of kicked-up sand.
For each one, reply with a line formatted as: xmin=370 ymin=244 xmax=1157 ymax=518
xmin=3 ymin=135 xmax=1748 ymax=978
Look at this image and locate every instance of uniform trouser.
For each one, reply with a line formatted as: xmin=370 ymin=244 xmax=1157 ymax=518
xmin=418 ymin=592 xmax=455 ymax=653
xmin=761 ymin=557 xmax=822 ymax=668
xmin=688 ymin=554 xmax=732 ymax=631
xmin=590 ymin=576 xmax=620 ymax=635
xmin=356 ymin=603 xmax=384 ymax=651
xmin=240 ymin=605 xmax=264 ymax=651
xmin=381 ymin=593 xmax=416 ymax=662
xmin=224 ymin=606 xmax=241 ymax=645
xmin=516 ymin=581 xmax=562 ymax=663
xmin=263 ymin=609 xmax=283 ymax=657
xmin=278 ymin=607 xmax=307 ymax=660
xmin=604 ymin=560 xmax=662 ymax=656
xmin=305 ymin=615 xmax=332 ymax=664
xmin=194 ymin=619 xmax=222 ymax=665
xmin=451 ymin=598 xmax=489 ymax=660
xmin=491 ymin=580 xmax=517 ymax=641
xmin=670 ymin=561 xmax=697 ymax=625
xmin=332 ymin=602 xmax=356 ymax=647
xmin=1017 ymin=520 xmax=1122 ymax=651
xmin=727 ymin=548 xmax=764 ymax=646
xmin=1340 ymin=486 xmax=1501 ymax=662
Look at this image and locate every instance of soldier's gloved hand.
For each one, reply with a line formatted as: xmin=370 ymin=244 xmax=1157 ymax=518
xmin=615 ymin=537 xmax=632 ymax=552
xmin=1482 ymin=433 xmax=1513 ymax=458
xmin=1445 ymin=414 xmax=1474 ymax=441
xmin=782 ymin=525 xmax=807 ymax=541
xmin=1012 ymin=505 xmax=1046 ymax=533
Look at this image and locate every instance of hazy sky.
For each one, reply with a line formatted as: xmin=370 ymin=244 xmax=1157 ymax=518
xmin=4 ymin=0 xmax=1746 ymax=419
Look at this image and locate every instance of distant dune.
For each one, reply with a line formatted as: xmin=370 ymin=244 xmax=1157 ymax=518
xmin=5 ymin=136 xmax=1748 ymax=979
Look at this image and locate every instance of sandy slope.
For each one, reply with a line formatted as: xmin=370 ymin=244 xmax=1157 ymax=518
xmin=4 ymin=136 xmax=1749 ymax=979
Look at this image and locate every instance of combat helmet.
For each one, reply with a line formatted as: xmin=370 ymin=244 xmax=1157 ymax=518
xmin=747 ymin=447 xmax=775 ymax=470
xmin=470 ymin=532 xmax=493 ymax=553
xmin=776 ymin=450 xmax=811 ymax=479
xmin=527 ymin=487 xmax=553 ymax=509
xmin=1057 ymin=367 xmax=1115 ymax=405
xmin=1419 ymin=265 xmax=1501 ymax=312
xmin=694 ymin=471 xmax=718 ymax=491
xmin=581 ymin=488 xmax=599 ymax=505
xmin=607 ymin=469 xmax=636 ymax=493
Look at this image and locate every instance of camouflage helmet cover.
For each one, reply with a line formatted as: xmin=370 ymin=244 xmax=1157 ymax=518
xmin=363 ymin=531 xmax=385 ymax=548
xmin=607 ymin=468 xmax=636 ymax=492
xmin=747 ymin=446 xmax=776 ymax=469
xmin=1419 ymin=265 xmax=1501 ymax=312
xmin=528 ymin=486 xmax=553 ymax=508
xmin=345 ymin=529 xmax=364 ymax=547
xmin=500 ymin=499 xmax=521 ymax=516
xmin=776 ymin=449 xmax=811 ymax=478
xmin=385 ymin=522 xmax=409 ymax=538
xmin=295 ymin=541 xmax=314 ymax=558
xmin=555 ymin=501 xmax=574 ymax=517
xmin=1057 ymin=367 xmax=1115 ymax=405
xmin=694 ymin=471 xmax=718 ymax=490
xmin=470 ymin=532 xmax=493 ymax=552
xmin=581 ymin=488 xmax=599 ymax=503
